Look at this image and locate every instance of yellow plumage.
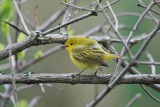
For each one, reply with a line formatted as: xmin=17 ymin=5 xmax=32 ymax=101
xmin=65 ymin=36 xmax=123 ymax=75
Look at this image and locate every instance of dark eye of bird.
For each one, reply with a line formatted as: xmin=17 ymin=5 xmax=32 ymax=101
xmin=70 ymin=43 xmax=73 ymax=46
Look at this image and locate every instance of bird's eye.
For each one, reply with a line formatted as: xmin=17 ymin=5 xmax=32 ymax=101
xmin=70 ymin=43 xmax=73 ymax=46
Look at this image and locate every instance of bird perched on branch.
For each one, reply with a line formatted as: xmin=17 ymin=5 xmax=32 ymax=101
xmin=65 ymin=36 xmax=125 ymax=76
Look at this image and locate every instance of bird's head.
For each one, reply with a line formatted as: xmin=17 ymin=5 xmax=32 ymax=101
xmin=65 ymin=36 xmax=80 ymax=52
xmin=65 ymin=36 xmax=97 ymax=53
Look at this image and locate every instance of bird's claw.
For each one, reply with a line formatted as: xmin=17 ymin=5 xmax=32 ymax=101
xmin=72 ymin=73 xmax=80 ymax=80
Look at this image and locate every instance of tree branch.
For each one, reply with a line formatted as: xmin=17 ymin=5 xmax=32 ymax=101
xmin=0 ymin=33 xmax=147 ymax=61
xmin=0 ymin=73 xmax=160 ymax=85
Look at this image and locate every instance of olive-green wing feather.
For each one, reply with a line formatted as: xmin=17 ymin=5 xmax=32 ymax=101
xmin=72 ymin=45 xmax=109 ymax=67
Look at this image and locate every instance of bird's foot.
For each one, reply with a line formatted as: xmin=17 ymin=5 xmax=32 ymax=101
xmin=93 ymin=72 xmax=98 ymax=77
xmin=72 ymin=73 xmax=81 ymax=80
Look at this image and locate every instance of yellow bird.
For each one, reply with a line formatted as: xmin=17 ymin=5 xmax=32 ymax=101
xmin=65 ymin=36 xmax=124 ymax=75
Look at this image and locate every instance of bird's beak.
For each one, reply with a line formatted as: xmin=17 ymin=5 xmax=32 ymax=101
xmin=65 ymin=44 xmax=69 ymax=47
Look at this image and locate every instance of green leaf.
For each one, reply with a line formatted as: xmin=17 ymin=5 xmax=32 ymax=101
xmin=0 ymin=0 xmax=13 ymax=22
xmin=64 ymin=0 xmax=69 ymax=3
xmin=1 ymin=22 xmax=9 ymax=36
xmin=0 ymin=43 xmax=5 ymax=50
xmin=18 ymin=51 xmax=25 ymax=60
xmin=34 ymin=50 xmax=43 ymax=59
xmin=0 ymin=0 xmax=13 ymax=36
xmin=67 ymin=25 xmax=74 ymax=36
xmin=17 ymin=33 xmax=26 ymax=60
xmin=19 ymin=99 xmax=28 ymax=107
xmin=17 ymin=33 xmax=26 ymax=42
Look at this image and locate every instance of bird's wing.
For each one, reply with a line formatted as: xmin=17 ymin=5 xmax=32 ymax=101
xmin=101 ymin=46 xmax=111 ymax=53
xmin=72 ymin=45 xmax=109 ymax=67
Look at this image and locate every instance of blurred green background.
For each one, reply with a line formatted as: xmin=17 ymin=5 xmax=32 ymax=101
xmin=0 ymin=0 xmax=160 ymax=107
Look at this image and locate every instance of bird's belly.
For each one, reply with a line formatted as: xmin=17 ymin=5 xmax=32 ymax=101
xmin=70 ymin=56 xmax=98 ymax=70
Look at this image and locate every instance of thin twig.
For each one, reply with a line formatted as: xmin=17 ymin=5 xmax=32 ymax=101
xmin=38 ymin=8 xmax=66 ymax=31
xmin=17 ymin=85 xmax=34 ymax=91
xmin=125 ymin=93 xmax=142 ymax=107
xmin=8 ymin=34 xmax=18 ymax=107
xmin=114 ymin=0 xmax=156 ymax=78
xmin=61 ymin=0 xmax=120 ymax=12
xmin=138 ymin=3 xmax=160 ymax=15
xmin=106 ymin=1 xmax=118 ymax=31
xmin=139 ymin=52 xmax=160 ymax=103
xmin=60 ymin=0 xmax=77 ymax=35
xmin=133 ymin=21 xmax=160 ymax=59
xmin=87 ymin=21 xmax=160 ymax=107
xmin=95 ymin=0 xmax=132 ymax=57
xmin=4 ymin=21 xmax=28 ymax=35
xmin=35 ymin=6 xmax=39 ymax=29
xmin=13 ymin=0 xmax=30 ymax=35
xmin=136 ymin=61 xmax=160 ymax=66
xmin=140 ymin=84 xmax=160 ymax=103
xmin=43 ymin=12 xmax=97 ymax=35
xmin=109 ymin=45 xmax=160 ymax=92
xmin=14 ymin=0 xmax=21 ymax=71
xmin=146 ymin=52 xmax=156 ymax=74
xmin=18 ymin=45 xmax=63 ymax=71
xmin=1 ymin=85 xmax=13 ymax=107
xmin=1 ymin=34 xmax=18 ymax=107
xmin=28 ymin=96 xmax=41 ymax=107
xmin=110 ymin=21 xmax=160 ymax=90
xmin=119 ymin=0 xmax=156 ymax=59
xmin=138 ymin=0 xmax=158 ymax=24
xmin=112 ymin=0 xmax=158 ymax=86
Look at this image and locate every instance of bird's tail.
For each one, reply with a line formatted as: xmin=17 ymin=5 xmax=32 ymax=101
xmin=116 ymin=55 xmax=127 ymax=60
xmin=103 ymin=53 xmax=127 ymax=60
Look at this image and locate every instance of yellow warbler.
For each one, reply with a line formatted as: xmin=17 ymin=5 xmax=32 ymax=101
xmin=65 ymin=36 xmax=124 ymax=75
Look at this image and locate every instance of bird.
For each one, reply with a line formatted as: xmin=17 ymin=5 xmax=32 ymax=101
xmin=65 ymin=35 xmax=124 ymax=76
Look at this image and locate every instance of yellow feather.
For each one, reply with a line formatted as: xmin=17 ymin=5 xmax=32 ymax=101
xmin=65 ymin=36 xmax=124 ymax=74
